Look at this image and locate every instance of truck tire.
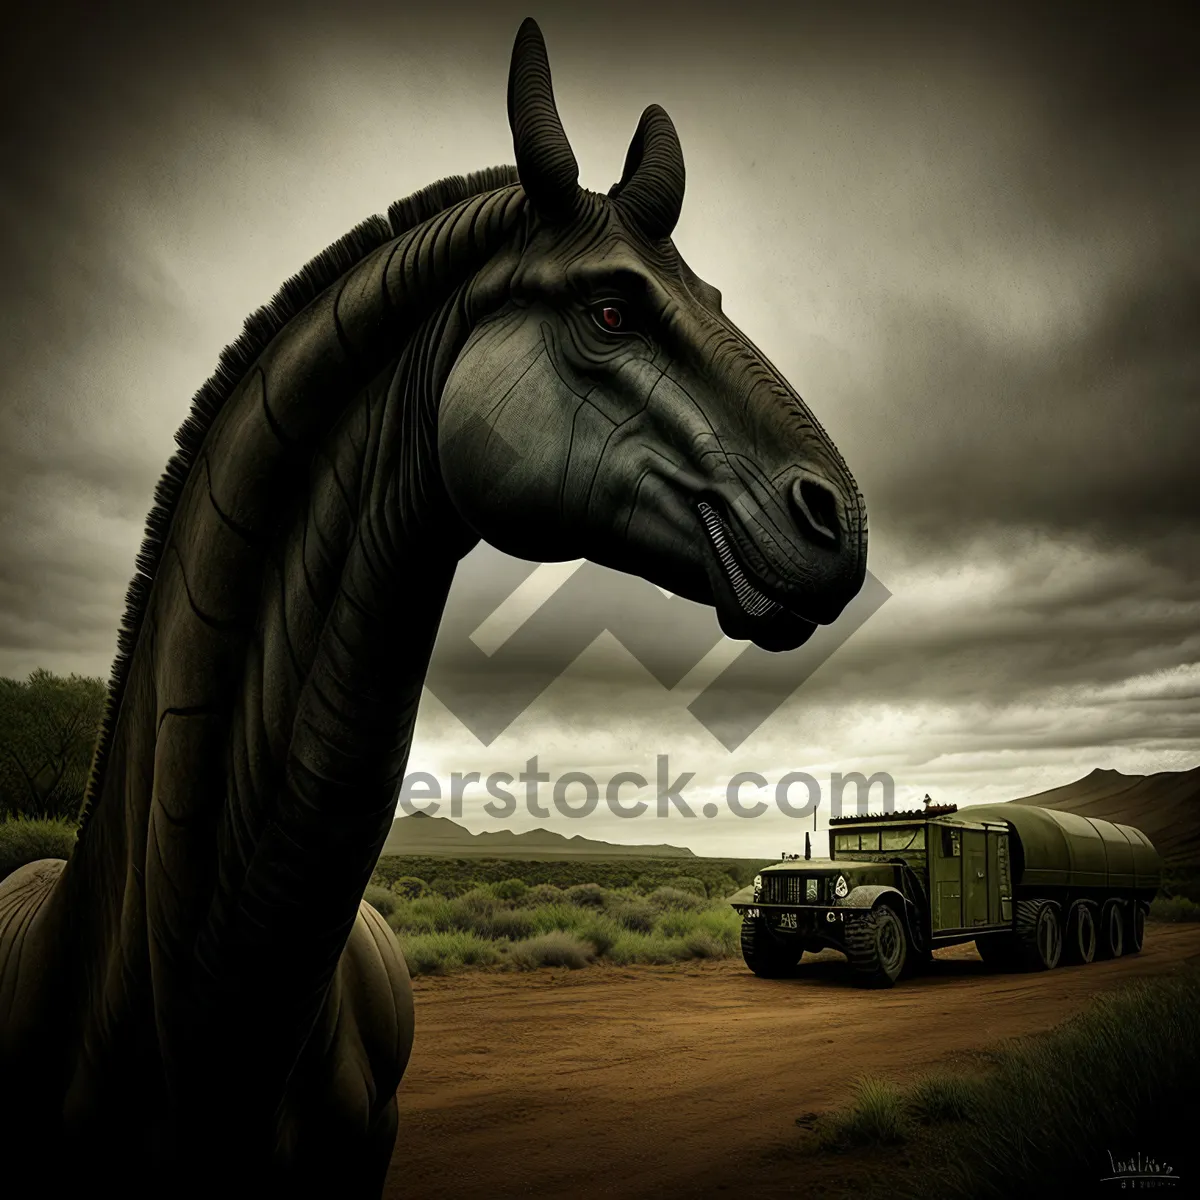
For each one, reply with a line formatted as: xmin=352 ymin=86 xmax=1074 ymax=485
xmin=740 ymin=917 xmax=802 ymax=978
xmin=1127 ymin=903 xmax=1146 ymax=954
xmin=1096 ymin=899 xmax=1125 ymax=960
xmin=845 ymin=902 xmax=908 ymax=988
xmin=1063 ymin=901 xmax=1097 ymax=965
xmin=1014 ymin=898 xmax=1063 ymax=970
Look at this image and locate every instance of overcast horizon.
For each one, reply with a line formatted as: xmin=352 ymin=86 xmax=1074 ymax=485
xmin=1 ymin=1 xmax=1196 ymax=857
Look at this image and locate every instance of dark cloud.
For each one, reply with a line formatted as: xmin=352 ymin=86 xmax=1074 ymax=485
xmin=0 ymin=0 xmax=1195 ymax=830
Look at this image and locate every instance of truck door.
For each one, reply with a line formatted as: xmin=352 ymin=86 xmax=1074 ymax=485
xmin=933 ymin=825 xmax=962 ymax=930
xmin=962 ymin=830 xmax=989 ymax=926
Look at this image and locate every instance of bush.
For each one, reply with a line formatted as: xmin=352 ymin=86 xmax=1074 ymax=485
xmin=647 ymin=886 xmax=707 ymax=912
xmin=566 ymin=883 xmax=607 ymax=907
xmin=485 ymin=908 xmax=538 ymax=941
xmin=390 ymin=876 xmax=428 ymax=900
xmin=490 ymin=878 xmax=528 ymax=902
xmin=526 ymin=902 xmax=588 ymax=935
xmin=362 ymin=884 xmax=396 ymax=917
xmin=395 ymin=931 xmax=500 ymax=976
xmin=604 ymin=896 xmax=658 ymax=932
xmin=816 ymin=1077 xmax=910 ymax=1150
xmin=577 ymin=914 xmax=623 ymax=956
xmin=906 ymin=1073 xmax=983 ymax=1125
xmin=1150 ymin=894 xmax=1200 ymax=922
xmin=386 ymin=895 xmax=458 ymax=934
xmin=507 ymin=931 xmax=595 ymax=970
xmin=606 ymin=931 xmax=688 ymax=966
xmin=666 ymin=875 xmax=708 ymax=898
xmin=523 ymin=883 xmax=568 ymax=906
xmin=0 ymin=817 xmax=77 ymax=883
xmin=454 ymin=888 xmax=498 ymax=920
xmin=656 ymin=907 xmax=741 ymax=949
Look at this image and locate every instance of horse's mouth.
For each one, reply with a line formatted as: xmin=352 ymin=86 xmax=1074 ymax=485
xmin=696 ymin=500 xmax=819 ymax=652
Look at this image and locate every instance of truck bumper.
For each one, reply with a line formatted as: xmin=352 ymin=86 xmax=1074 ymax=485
xmin=731 ymin=902 xmax=865 ymax=935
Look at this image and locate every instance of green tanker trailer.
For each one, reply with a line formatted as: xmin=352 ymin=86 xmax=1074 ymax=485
xmin=728 ymin=802 xmax=1162 ymax=988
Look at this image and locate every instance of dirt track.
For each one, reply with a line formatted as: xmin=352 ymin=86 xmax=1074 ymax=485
xmin=385 ymin=923 xmax=1200 ymax=1199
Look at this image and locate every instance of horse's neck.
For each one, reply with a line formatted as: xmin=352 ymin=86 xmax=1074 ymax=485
xmin=58 ymin=185 xmax=524 ymax=1078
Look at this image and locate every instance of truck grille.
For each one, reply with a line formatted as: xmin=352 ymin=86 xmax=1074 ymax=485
xmin=760 ymin=874 xmax=821 ymax=904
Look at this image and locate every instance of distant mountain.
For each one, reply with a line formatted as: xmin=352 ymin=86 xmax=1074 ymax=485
xmin=380 ymin=812 xmax=696 ymax=860
xmin=1004 ymin=765 xmax=1200 ymax=866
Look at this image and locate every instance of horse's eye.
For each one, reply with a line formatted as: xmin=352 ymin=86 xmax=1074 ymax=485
xmin=591 ymin=301 xmax=630 ymax=333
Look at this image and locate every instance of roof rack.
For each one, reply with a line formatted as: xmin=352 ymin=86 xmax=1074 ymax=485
xmin=829 ymin=804 xmax=959 ymax=825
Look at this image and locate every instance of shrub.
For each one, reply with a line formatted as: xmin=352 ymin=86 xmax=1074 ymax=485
xmin=656 ymin=907 xmax=741 ymax=949
xmin=362 ymin=884 xmax=396 ymax=917
xmin=566 ymin=883 xmax=607 ymax=907
xmin=454 ymin=888 xmax=498 ymax=920
xmin=816 ymin=1077 xmax=910 ymax=1150
xmin=604 ymin=897 xmax=657 ymax=932
xmin=387 ymin=895 xmax=458 ymax=934
xmin=523 ymin=883 xmax=568 ymax=906
xmin=667 ymin=875 xmax=708 ymax=898
xmin=507 ymin=931 xmax=595 ymax=970
xmin=490 ymin=878 xmax=528 ymax=902
xmin=647 ymin=886 xmax=707 ymax=912
xmin=526 ymin=903 xmax=588 ymax=935
xmin=0 ymin=817 xmax=78 ymax=883
xmin=607 ymin=932 xmax=687 ymax=965
xmin=682 ymin=931 xmax=725 ymax=959
xmin=1150 ymin=895 xmax=1200 ymax=922
xmin=577 ymin=914 xmax=623 ymax=956
xmin=395 ymin=931 xmax=500 ymax=976
xmin=906 ymin=1073 xmax=983 ymax=1125
xmin=390 ymin=876 xmax=428 ymax=900
xmin=485 ymin=908 xmax=538 ymax=941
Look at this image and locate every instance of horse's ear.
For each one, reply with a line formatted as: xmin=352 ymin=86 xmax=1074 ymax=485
xmin=608 ymin=104 xmax=685 ymax=241
xmin=507 ymin=18 xmax=581 ymax=222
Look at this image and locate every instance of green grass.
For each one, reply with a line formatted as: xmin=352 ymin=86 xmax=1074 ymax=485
xmin=805 ymin=965 xmax=1200 ymax=1198
xmin=379 ymin=876 xmax=747 ymax=976
xmin=370 ymin=854 xmax=765 ymax=899
xmin=0 ymin=816 xmax=78 ymax=883
xmin=1150 ymin=894 xmax=1200 ymax=921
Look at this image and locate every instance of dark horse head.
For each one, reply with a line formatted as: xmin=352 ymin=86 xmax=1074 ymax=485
xmin=440 ymin=19 xmax=866 ymax=652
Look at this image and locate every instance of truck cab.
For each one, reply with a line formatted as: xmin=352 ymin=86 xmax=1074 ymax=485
xmin=729 ymin=805 xmax=1015 ymax=986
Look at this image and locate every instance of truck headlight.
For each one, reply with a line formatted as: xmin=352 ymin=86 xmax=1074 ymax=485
xmin=753 ymin=874 xmax=763 ymax=899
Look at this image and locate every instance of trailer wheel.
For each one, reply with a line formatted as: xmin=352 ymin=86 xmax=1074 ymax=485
xmin=1014 ymin=899 xmax=1063 ymax=970
xmin=740 ymin=917 xmax=802 ymax=978
xmin=1063 ymin=901 xmax=1097 ymax=965
xmin=1127 ymin=903 xmax=1146 ymax=955
xmin=1096 ymin=900 xmax=1125 ymax=960
xmin=845 ymin=902 xmax=908 ymax=988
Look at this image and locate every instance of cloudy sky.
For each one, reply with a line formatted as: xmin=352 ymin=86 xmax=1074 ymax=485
xmin=1 ymin=1 xmax=1196 ymax=856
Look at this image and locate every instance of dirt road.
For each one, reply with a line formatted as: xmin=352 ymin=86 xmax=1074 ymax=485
xmin=384 ymin=923 xmax=1200 ymax=1199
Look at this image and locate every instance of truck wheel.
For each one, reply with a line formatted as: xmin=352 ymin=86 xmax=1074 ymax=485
xmin=1063 ymin=901 xmax=1097 ymax=965
xmin=1014 ymin=899 xmax=1062 ymax=970
xmin=1096 ymin=900 xmax=1125 ymax=960
xmin=1127 ymin=903 xmax=1146 ymax=954
xmin=845 ymin=902 xmax=908 ymax=988
xmin=740 ymin=917 xmax=802 ymax=978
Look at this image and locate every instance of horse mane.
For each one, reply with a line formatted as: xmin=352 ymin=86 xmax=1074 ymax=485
xmin=78 ymin=164 xmax=523 ymax=834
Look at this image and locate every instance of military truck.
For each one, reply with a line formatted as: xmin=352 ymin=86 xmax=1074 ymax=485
xmin=728 ymin=802 xmax=1162 ymax=987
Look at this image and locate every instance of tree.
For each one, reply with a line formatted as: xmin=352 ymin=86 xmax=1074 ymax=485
xmin=0 ymin=669 xmax=107 ymax=822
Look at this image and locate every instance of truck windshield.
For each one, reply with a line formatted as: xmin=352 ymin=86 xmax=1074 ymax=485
xmin=835 ymin=827 xmax=925 ymax=852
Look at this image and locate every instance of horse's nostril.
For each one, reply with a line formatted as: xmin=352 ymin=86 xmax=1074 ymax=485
xmin=791 ymin=477 xmax=841 ymax=545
